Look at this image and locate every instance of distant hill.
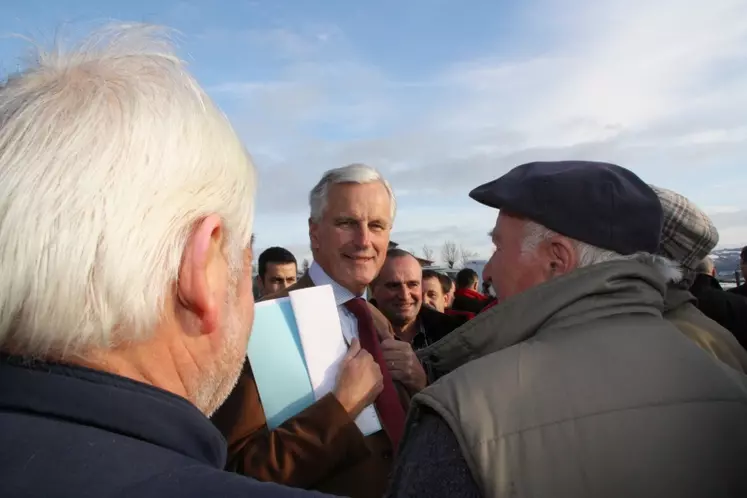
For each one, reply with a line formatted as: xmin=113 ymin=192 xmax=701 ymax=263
xmin=710 ymin=247 xmax=744 ymax=281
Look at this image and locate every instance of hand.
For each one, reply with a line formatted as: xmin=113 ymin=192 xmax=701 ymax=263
xmin=333 ymin=339 xmax=384 ymax=418
xmin=380 ymin=338 xmax=427 ymax=393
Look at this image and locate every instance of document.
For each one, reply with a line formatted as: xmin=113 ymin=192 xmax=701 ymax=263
xmin=248 ymin=285 xmax=382 ymax=436
xmin=290 ymin=285 xmax=382 ymax=436
xmin=248 ymin=297 xmax=315 ymax=430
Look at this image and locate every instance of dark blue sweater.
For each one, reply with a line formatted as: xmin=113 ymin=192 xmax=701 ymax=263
xmin=0 ymin=354 xmax=335 ymax=498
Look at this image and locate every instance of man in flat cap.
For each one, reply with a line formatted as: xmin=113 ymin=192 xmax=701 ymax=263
xmin=386 ymin=161 xmax=747 ymax=498
xmin=651 ymin=185 xmax=747 ymax=371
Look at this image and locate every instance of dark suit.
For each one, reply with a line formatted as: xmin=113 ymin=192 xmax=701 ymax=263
xmin=211 ymin=273 xmax=410 ymax=498
xmin=411 ymin=306 xmax=465 ymax=350
xmin=691 ymin=273 xmax=747 ymax=350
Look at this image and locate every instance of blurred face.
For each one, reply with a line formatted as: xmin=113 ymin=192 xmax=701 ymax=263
xmin=310 ymin=182 xmax=392 ymax=295
xmin=446 ymin=281 xmax=455 ymax=307
xmin=422 ymin=276 xmax=446 ymax=312
xmin=483 ymin=212 xmax=553 ymax=301
xmin=260 ymin=262 xmax=297 ymax=294
xmin=372 ymin=255 xmax=422 ymax=327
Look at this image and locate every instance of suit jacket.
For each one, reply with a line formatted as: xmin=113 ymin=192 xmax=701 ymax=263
xmin=211 ymin=273 xmax=411 ymax=498
xmin=410 ymin=306 xmax=465 ymax=351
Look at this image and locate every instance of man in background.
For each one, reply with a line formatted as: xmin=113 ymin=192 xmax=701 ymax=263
xmin=422 ymin=270 xmax=449 ymax=313
xmin=691 ymin=257 xmax=747 ymax=351
xmin=373 ymin=251 xmax=463 ymax=354
xmin=450 ymin=268 xmax=490 ymax=314
xmin=729 ymin=246 xmax=747 ymax=296
xmin=651 ymin=185 xmax=747 ymax=372
xmin=257 ymin=246 xmax=298 ymax=296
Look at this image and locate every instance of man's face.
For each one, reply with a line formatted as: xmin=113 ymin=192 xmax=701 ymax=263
xmin=446 ymin=281 xmax=455 ymax=307
xmin=372 ymin=255 xmax=422 ymax=327
xmin=422 ymin=276 xmax=445 ymax=312
xmin=483 ymin=212 xmax=550 ymax=301
xmin=309 ymin=182 xmax=392 ymax=295
xmin=260 ymin=262 xmax=297 ymax=294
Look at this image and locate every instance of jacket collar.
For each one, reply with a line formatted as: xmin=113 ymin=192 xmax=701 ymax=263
xmin=662 ymin=285 xmax=696 ymax=313
xmin=690 ymin=272 xmax=723 ymax=293
xmin=418 ymin=259 xmax=667 ymax=375
xmin=0 ymin=354 xmax=226 ymax=468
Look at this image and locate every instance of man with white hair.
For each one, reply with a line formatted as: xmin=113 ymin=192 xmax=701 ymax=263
xmin=387 ymin=161 xmax=747 ymax=498
xmin=0 ymin=24 xmax=328 ymax=498
xmin=213 ymin=164 xmax=422 ymax=498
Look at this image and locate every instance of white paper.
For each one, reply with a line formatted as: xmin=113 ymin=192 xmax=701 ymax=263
xmin=289 ymin=285 xmax=382 ymax=436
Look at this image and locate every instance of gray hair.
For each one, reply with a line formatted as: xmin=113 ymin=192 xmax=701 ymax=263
xmin=522 ymin=221 xmax=682 ymax=283
xmin=695 ymin=256 xmax=715 ymax=275
xmin=0 ymin=24 xmax=255 ymax=358
xmin=309 ymin=163 xmax=396 ymax=222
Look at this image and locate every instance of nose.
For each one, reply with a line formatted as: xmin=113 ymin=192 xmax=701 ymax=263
xmin=352 ymin=224 xmax=371 ymax=248
xmin=394 ymin=284 xmax=409 ymax=300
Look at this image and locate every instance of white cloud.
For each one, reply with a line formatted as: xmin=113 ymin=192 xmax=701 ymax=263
xmin=212 ymin=0 xmax=747 ymax=258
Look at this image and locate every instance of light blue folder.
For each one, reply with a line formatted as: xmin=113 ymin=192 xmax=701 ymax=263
xmin=247 ymin=297 xmax=315 ymax=429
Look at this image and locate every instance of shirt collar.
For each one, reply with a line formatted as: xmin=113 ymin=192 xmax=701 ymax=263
xmin=308 ymin=261 xmax=367 ymax=305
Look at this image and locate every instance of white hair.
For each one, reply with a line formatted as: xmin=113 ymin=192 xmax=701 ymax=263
xmin=0 ymin=24 xmax=256 ymax=358
xmin=521 ymin=221 xmax=682 ymax=283
xmin=309 ymin=163 xmax=396 ymax=222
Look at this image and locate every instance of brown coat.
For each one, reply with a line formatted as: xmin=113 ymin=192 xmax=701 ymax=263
xmin=211 ymin=273 xmax=411 ymax=498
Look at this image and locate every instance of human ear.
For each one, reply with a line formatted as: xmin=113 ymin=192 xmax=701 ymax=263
xmin=177 ymin=215 xmax=226 ymax=335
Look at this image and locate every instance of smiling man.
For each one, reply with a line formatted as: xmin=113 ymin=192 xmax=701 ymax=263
xmin=421 ymin=270 xmax=449 ymax=313
xmin=373 ymin=252 xmax=463 ymax=354
xmin=213 ymin=164 xmax=415 ymax=498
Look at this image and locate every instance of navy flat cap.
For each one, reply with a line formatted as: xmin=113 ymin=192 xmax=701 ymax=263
xmin=469 ymin=161 xmax=663 ymax=255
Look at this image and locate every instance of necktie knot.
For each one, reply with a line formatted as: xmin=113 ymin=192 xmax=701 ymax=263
xmin=344 ymin=297 xmax=370 ymax=319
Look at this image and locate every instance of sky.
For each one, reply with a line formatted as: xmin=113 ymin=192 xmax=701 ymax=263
xmin=2 ymin=0 xmax=747 ymax=265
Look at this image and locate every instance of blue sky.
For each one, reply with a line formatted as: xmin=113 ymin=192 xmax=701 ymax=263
xmin=2 ymin=0 xmax=747 ymax=264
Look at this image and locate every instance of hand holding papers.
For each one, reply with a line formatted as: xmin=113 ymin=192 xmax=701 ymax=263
xmin=331 ymin=339 xmax=384 ymax=427
xmin=248 ymin=285 xmax=383 ymax=436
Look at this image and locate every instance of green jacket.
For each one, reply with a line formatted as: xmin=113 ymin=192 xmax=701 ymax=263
xmin=412 ymin=259 xmax=747 ymax=497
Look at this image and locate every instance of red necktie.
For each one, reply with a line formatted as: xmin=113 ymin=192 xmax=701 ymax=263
xmin=344 ymin=297 xmax=406 ymax=449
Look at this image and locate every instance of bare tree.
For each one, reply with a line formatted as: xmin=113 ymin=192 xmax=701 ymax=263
xmin=421 ymin=244 xmax=435 ymax=262
xmin=441 ymin=241 xmax=459 ymax=269
xmin=459 ymin=246 xmax=479 ymax=268
xmin=301 ymin=258 xmax=310 ymax=273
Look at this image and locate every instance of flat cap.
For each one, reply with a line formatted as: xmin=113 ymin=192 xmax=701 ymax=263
xmin=469 ymin=160 xmax=663 ymax=255
xmin=650 ymin=185 xmax=719 ymax=270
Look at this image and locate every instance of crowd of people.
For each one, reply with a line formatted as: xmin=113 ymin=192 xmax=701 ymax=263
xmin=2 ymin=24 xmax=747 ymax=498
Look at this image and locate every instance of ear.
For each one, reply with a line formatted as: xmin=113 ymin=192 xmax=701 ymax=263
xmin=309 ymin=217 xmax=320 ymax=251
xmin=177 ymin=215 xmax=226 ymax=335
xmin=546 ymin=236 xmax=578 ymax=277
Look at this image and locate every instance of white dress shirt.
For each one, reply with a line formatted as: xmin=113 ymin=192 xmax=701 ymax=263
xmin=308 ymin=261 xmax=367 ymax=345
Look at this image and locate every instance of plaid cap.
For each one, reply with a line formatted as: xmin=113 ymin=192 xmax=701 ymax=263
xmin=650 ymin=185 xmax=719 ymax=270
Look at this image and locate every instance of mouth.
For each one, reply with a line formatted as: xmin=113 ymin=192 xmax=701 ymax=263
xmin=344 ymin=254 xmax=374 ymax=263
